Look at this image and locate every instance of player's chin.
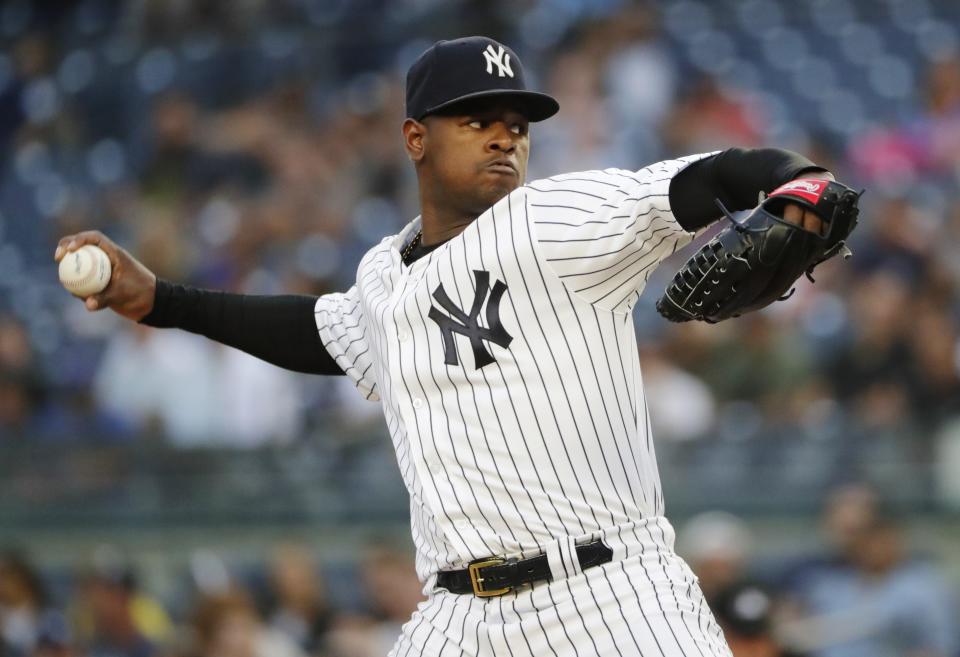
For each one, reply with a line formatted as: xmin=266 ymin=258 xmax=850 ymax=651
xmin=480 ymin=173 xmax=521 ymax=204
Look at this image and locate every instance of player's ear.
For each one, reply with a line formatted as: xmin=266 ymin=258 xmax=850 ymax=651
xmin=402 ymin=118 xmax=427 ymax=163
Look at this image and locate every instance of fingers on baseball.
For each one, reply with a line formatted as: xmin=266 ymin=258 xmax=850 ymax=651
xmin=54 ymin=230 xmax=113 ymax=263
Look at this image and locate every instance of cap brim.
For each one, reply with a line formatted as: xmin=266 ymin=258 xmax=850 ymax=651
xmin=421 ymin=89 xmax=559 ymax=122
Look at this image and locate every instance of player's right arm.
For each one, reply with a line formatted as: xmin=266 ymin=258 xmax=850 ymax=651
xmin=54 ymin=230 xmax=345 ymax=377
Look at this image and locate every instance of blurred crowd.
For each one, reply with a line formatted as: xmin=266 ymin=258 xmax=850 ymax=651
xmin=0 ymin=0 xmax=957 ymax=490
xmin=678 ymin=483 xmax=958 ymax=657
xmin=0 ymin=540 xmax=425 ymax=657
xmin=2 ymin=483 xmax=957 ymax=657
xmin=0 ymin=0 xmax=957 ymax=505
xmin=1 ymin=0 xmax=960 ymax=654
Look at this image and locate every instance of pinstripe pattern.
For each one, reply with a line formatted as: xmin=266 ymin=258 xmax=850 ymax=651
xmin=316 ymin=154 xmax=731 ymax=655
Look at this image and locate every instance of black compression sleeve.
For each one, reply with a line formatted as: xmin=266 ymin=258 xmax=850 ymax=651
xmin=669 ymin=147 xmax=829 ymax=231
xmin=139 ymin=279 xmax=345 ymax=376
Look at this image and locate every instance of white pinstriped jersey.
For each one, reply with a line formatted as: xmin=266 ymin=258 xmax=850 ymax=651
xmin=314 ymin=153 xmax=716 ymax=584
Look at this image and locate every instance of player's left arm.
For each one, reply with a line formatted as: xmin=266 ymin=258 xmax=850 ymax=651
xmin=529 ymin=148 xmax=835 ymax=313
xmin=657 ymin=150 xmax=862 ymax=323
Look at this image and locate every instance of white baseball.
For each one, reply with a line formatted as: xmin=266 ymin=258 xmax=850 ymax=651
xmin=59 ymin=244 xmax=112 ymax=298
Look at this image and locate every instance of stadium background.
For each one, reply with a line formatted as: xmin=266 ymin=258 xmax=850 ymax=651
xmin=1 ymin=0 xmax=959 ymax=655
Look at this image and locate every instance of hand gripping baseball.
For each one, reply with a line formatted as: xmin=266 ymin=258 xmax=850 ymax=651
xmin=656 ymin=179 xmax=862 ymax=323
xmin=54 ymin=231 xmax=158 ymax=321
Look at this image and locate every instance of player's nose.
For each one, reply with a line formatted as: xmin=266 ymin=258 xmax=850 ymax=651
xmin=486 ymin=123 xmax=517 ymax=153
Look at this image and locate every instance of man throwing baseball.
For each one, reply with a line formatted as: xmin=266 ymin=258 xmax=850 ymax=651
xmin=57 ymin=37 xmax=860 ymax=657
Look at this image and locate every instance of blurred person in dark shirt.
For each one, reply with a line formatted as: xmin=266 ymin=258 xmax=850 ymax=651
xmin=829 ymin=264 xmax=960 ymax=436
xmin=827 ymin=271 xmax=913 ymax=431
xmin=0 ymin=33 xmax=55 ymax=154
xmin=852 ymin=197 xmax=934 ymax=284
xmin=0 ymin=314 xmax=129 ymax=443
xmin=903 ymin=298 xmax=960 ymax=426
xmin=0 ymin=368 xmax=43 ymax=441
xmin=0 ymin=318 xmax=44 ymax=441
xmin=139 ymin=93 xmax=267 ymax=204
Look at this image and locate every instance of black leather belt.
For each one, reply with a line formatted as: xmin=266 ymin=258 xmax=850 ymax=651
xmin=436 ymin=540 xmax=613 ymax=597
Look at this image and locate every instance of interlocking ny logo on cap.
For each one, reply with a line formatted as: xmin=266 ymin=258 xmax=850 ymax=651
xmin=428 ymin=270 xmax=512 ymax=369
xmin=482 ymin=44 xmax=514 ymax=78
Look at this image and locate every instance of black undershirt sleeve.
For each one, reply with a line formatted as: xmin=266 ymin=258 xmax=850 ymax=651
xmin=139 ymin=279 xmax=345 ymax=376
xmin=668 ymin=147 xmax=829 ymax=232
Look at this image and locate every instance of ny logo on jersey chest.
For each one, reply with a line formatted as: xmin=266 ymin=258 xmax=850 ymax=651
xmin=428 ymin=270 xmax=512 ymax=370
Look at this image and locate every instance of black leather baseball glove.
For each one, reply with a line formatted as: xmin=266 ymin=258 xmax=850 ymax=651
xmin=656 ymin=179 xmax=862 ymax=323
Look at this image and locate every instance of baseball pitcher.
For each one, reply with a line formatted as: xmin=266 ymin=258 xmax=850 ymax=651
xmin=56 ymin=37 xmax=860 ymax=657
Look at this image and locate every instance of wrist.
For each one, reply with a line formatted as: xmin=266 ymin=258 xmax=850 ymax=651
xmin=138 ymin=276 xmax=165 ymax=325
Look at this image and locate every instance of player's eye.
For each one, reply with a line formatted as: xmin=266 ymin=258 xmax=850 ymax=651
xmin=510 ymin=124 xmax=522 ymax=135
xmin=469 ymin=120 xmax=483 ymax=129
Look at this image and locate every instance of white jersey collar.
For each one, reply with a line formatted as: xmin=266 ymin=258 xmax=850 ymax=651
xmin=393 ymin=215 xmax=423 ymax=253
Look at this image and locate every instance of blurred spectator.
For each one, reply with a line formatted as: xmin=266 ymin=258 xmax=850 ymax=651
xmin=533 ymin=47 xmax=612 ymax=173
xmin=326 ymin=545 xmax=423 ymax=657
xmin=775 ymin=483 xmax=880 ymax=596
xmin=139 ymin=93 xmax=267 ymax=203
xmin=70 ymin=547 xmax=171 ymax=657
xmin=778 ymin=487 xmax=959 ymax=657
xmin=712 ymin=580 xmax=794 ymax=657
xmin=663 ymin=76 xmax=767 ymax=153
xmin=188 ymin=589 xmax=305 ymax=657
xmin=820 ymin=484 xmax=879 ymax=559
xmin=0 ymin=551 xmax=47 ymax=657
xmin=827 ymin=271 xmax=914 ymax=433
xmin=264 ymin=544 xmax=334 ymax=656
xmin=93 ymin=325 xmax=305 ymax=446
xmin=850 ymin=55 xmax=960 ymax=183
xmin=92 ymin=325 xmax=222 ymax=444
xmin=603 ymin=7 xmax=676 ymax=130
xmin=667 ymin=313 xmax=815 ymax=425
xmin=0 ymin=317 xmax=44 ymax=441
xmin=640 ymin=344 xmax=716 ymax=442
xmin=0 ymin=367 xmax=43 ymax=441
xmin=677 ymin=511 xmax=753 ymax=604
xmin=30 ymin=609 xmax=77 ymax=657
xmin=903 ymin=298 xmax=960 ymax=426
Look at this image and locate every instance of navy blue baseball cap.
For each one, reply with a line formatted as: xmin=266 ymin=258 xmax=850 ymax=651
xmin=406 ymin=37 xmax=559 ymax=122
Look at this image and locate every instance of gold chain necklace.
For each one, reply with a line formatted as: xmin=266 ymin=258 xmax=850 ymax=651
xmin=401 ymin=229 xmax=422 ymax=264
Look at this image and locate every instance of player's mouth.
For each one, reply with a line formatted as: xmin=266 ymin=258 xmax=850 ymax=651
xmin=485 ymin=158 xmax=518 ymax=176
